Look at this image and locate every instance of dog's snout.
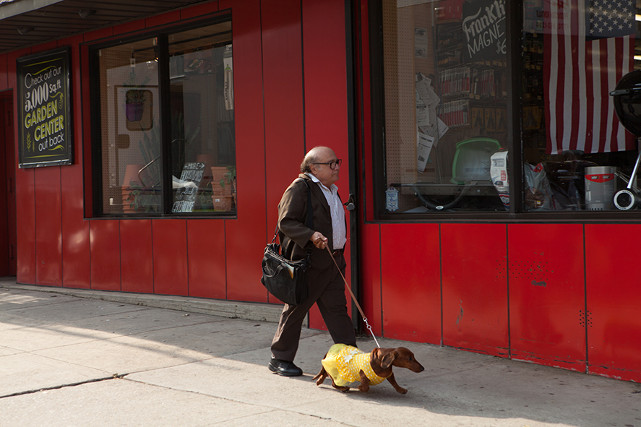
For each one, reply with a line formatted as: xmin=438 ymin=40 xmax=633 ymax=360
xmin=411 ymin=362 xmax=425 ymax=373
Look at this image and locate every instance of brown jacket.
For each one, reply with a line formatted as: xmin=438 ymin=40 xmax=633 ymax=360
xmin=277 ymin=174 xmax=338 ymax=270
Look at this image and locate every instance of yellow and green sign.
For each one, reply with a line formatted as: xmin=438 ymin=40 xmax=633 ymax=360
xmin=17 ymin=47 xmax=73 ymax=168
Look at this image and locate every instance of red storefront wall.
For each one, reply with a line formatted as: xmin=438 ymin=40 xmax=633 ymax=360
xmin=354 ymin=2 xmax=641 ymax=382
xmin=1 ymin=0 xmax=639 ymax=384
xmin=3 ymin=0 xmax=353 ymax=313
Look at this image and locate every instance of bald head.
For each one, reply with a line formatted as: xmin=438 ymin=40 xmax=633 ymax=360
xmin=300 ymin=146 xmax=341 ymax=187
xmin=300 ymin=146 xmax=334 ymax=173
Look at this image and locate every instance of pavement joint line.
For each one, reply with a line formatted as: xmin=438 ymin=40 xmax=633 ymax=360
xmin=122 ymin=375 xmax=357 ymax=426
xmin=0 ymin=373 xmax=128 ymax=399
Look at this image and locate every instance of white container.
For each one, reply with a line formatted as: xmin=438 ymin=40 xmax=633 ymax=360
xmin=585 ymin=166 xmax=616 ymax=210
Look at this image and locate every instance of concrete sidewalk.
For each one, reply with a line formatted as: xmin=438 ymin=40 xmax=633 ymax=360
xmin=0 ymin=279 xmax=639 ymax=426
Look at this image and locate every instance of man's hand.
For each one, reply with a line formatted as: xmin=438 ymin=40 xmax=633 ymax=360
xmin=310 ymin=232 xmax=328 ymax=249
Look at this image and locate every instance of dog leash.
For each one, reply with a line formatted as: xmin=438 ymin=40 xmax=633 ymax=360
xmin=326 ymin=246 xmax=381 ymax=348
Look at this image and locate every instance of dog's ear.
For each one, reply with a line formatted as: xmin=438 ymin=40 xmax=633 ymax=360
xmin=380 ymin=350 xmax=398 ymax=369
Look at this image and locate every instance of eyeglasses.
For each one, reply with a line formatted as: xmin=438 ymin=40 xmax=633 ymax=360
xmin=312 ymin=159 xmax=342 ymax=170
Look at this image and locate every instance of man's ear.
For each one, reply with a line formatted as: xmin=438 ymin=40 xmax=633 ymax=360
xmin=381 ymin=350 xmax=397 ymax=369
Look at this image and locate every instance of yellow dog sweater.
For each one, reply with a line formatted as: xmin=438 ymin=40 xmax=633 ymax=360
xmin=321 ymin=344 xmax=386 ymax=387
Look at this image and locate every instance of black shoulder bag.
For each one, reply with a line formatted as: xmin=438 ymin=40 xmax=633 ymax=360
xmin=260 ymin=179 xmax=312 ymax=305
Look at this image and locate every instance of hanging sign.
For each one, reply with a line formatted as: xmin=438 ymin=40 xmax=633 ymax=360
xmin=17 ymin=47 xmax=73 ymax=168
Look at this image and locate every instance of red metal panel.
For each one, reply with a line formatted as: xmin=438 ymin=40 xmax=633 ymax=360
xmin=60 ymin=36 xmax=90 ymax=289
xmin=187 ymin=220 xmax=227 ymax=298
xmin=585 ymin=224 xmax=641 ymax=382
xmin=80 ymin=43 xmax=93 ymax=218
xmin=0 ymin=95 xmax=9 ymax=275
xmin=442 ymin=223 xmax=508 ymax=357
xmin=262 ymin=0 xmax=305 ymax=303
xmin=357 ymin=0 xmax=375 ymax=223
xmin=360 ymin=223 xmax=382 ymax=335
xmin=302 ymin=0 xmax=352 ymax=330
xmin=146 ymin=10 xmax=179 ymax=28
xmin=120 ymin=220 xmax=153 ymax=293
xmin=15 ymin=166 xmax=35 ymax=284
xmin=152 ymin=219 xmax=188 ymax=295
xmin=380 ymin=223 xmax=440 ymax=343
xmin=90 ymin=220 xmax=121 ymax=290
xmin=83 ymin=27 xmax=113 ymax=43
xmin=219 ymin=0 xmax=269 ymax=302
xmin=0 ymin=54 xmax=7 ymax=89
xmin=302 ymin=0 xmax=348 ymax=150
xmin=508 ymin=223 xmax=586 ymax=371
xmin=10 ymin=49 xmax=36 ymax=284
xmin=30 ymin=42 xmax=58 ymax=55
xmin=181 ymin=1 xmax=219 ymax=20
xmin=112 ymin=19 xmax=146 ymax=36
xmin=34 ymin=167 xmax=62 ymax=286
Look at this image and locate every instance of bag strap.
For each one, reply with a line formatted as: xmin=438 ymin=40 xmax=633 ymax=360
xmin=271 ymin=178 xmax=313 ymax=242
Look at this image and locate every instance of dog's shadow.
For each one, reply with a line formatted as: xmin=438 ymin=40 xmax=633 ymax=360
xmin=290 ymin=372 xmax=428 ymax=407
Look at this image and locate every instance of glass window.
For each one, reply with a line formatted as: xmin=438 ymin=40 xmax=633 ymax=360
xmin=93 ymin=18 xmax=235 ymax=216
xmin=374 ymin=0 xmax=508 ymax=215
xmin=522 ymin=0 xmax=640 ymax=212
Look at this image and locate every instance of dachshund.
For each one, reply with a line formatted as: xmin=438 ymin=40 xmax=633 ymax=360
xmin=312 ymin=344 xmax=424 ymax=394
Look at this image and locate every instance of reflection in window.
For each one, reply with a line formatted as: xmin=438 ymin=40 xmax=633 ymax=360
xmin=169 ymin=24 xmax=235 ymax=213
xmin=522 ymin=0 xmax=639 ymax=212
xmin=98 ymin=37 xmax=162 ymax=214
xmin=377 ymin=0 xmax=508 ymax=215
xmin=94 ymin=19 xmax=235 ymax=216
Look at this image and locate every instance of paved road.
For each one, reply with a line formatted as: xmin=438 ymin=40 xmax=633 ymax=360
xmin=1 ymin=280 xmax=640 ymax=426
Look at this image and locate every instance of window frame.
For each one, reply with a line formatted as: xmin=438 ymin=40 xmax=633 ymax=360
xmin=367 ymin=0 xmax=641 ymax=222
xmin=88 ymin=13 xmax=235 ymax=218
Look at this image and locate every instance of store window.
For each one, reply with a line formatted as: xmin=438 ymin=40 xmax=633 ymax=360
xmin=522 ymin=0 xmax=640 ymax=212
xmin=373 ymin=0 xmax=509 ymax=215
xmin=92 ymin=18 xmax=235 ymax=216
xmin=373 ymin=0 xmax=641 ymax=217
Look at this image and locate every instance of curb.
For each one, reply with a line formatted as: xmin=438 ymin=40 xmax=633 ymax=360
xmin=0 ymin=279 xmax=283 ymax=323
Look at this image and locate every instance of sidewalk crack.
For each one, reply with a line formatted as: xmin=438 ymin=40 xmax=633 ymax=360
xmin=0 ymin=373 xmax=128 ymax=399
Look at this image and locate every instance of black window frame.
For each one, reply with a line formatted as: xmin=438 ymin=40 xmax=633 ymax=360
xmin=88 ymin=13 xmax=235 ymax=218
xmin=367 ymin=0 xmax=641 ymax=222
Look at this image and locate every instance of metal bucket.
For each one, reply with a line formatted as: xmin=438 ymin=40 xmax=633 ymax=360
xmin=585 ymin=166 xmax=616 ymax=210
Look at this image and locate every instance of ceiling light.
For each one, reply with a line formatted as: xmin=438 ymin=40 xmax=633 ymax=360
xmin=17 ymin=26 xmax=34 ymax=35
xmin=78 ymin=9 xmax=96 ymax=18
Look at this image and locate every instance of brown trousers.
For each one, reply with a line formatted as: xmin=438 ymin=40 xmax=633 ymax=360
xmin=270 ymin=254 xmax=356 ymax=362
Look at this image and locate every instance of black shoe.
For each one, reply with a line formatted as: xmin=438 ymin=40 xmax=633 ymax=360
xmin=269 ymin=358 xmax=303 ymax=376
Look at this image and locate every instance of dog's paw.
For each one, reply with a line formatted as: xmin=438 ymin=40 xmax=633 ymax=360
xmin=396 ymin=387 xmax=408 ymax=394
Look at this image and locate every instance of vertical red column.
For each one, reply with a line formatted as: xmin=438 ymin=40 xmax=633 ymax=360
xmin=121 ymin=220 xmax=154 ymax=294
xmin=381 ymin=223 xmax=441 ymax=343
xmin=442 ymin=223 xmax=508 ymax=357
xmin=359 ymin=223 xmax=382 ymax=335
xmin=508 ymin=223 xmax=586 ymax=372
xmin=0 ymin=92 xmax=9 ymax=276
xmin=60 ymin=36 xmax=90 ymax=289
xmin=302 ymin=0 xmax=353 ymax=329
xmin=187 ymin=219 xmax=227 ymax=299
xmin=220 ymin=0 xmax=269 ymax=302
xmin=10 ymin=49 xmax=37 ymax=284
xmin=262 ymin=0 xmax=305 ymax=303
xmin=585 ymin=224 xmax=641 ymax=382
xmin=90 ymin=220 xmax=121 ymax=290
xmin=153 ymin=219 xmax=188 ymax=295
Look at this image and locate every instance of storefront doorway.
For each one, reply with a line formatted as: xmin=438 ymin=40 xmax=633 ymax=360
xmin=0 ymin=90 xmax=16 ymax=276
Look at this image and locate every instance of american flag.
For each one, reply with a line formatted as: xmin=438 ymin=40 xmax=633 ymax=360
xmin=544 ymin=0 xmax=636 ymax=154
